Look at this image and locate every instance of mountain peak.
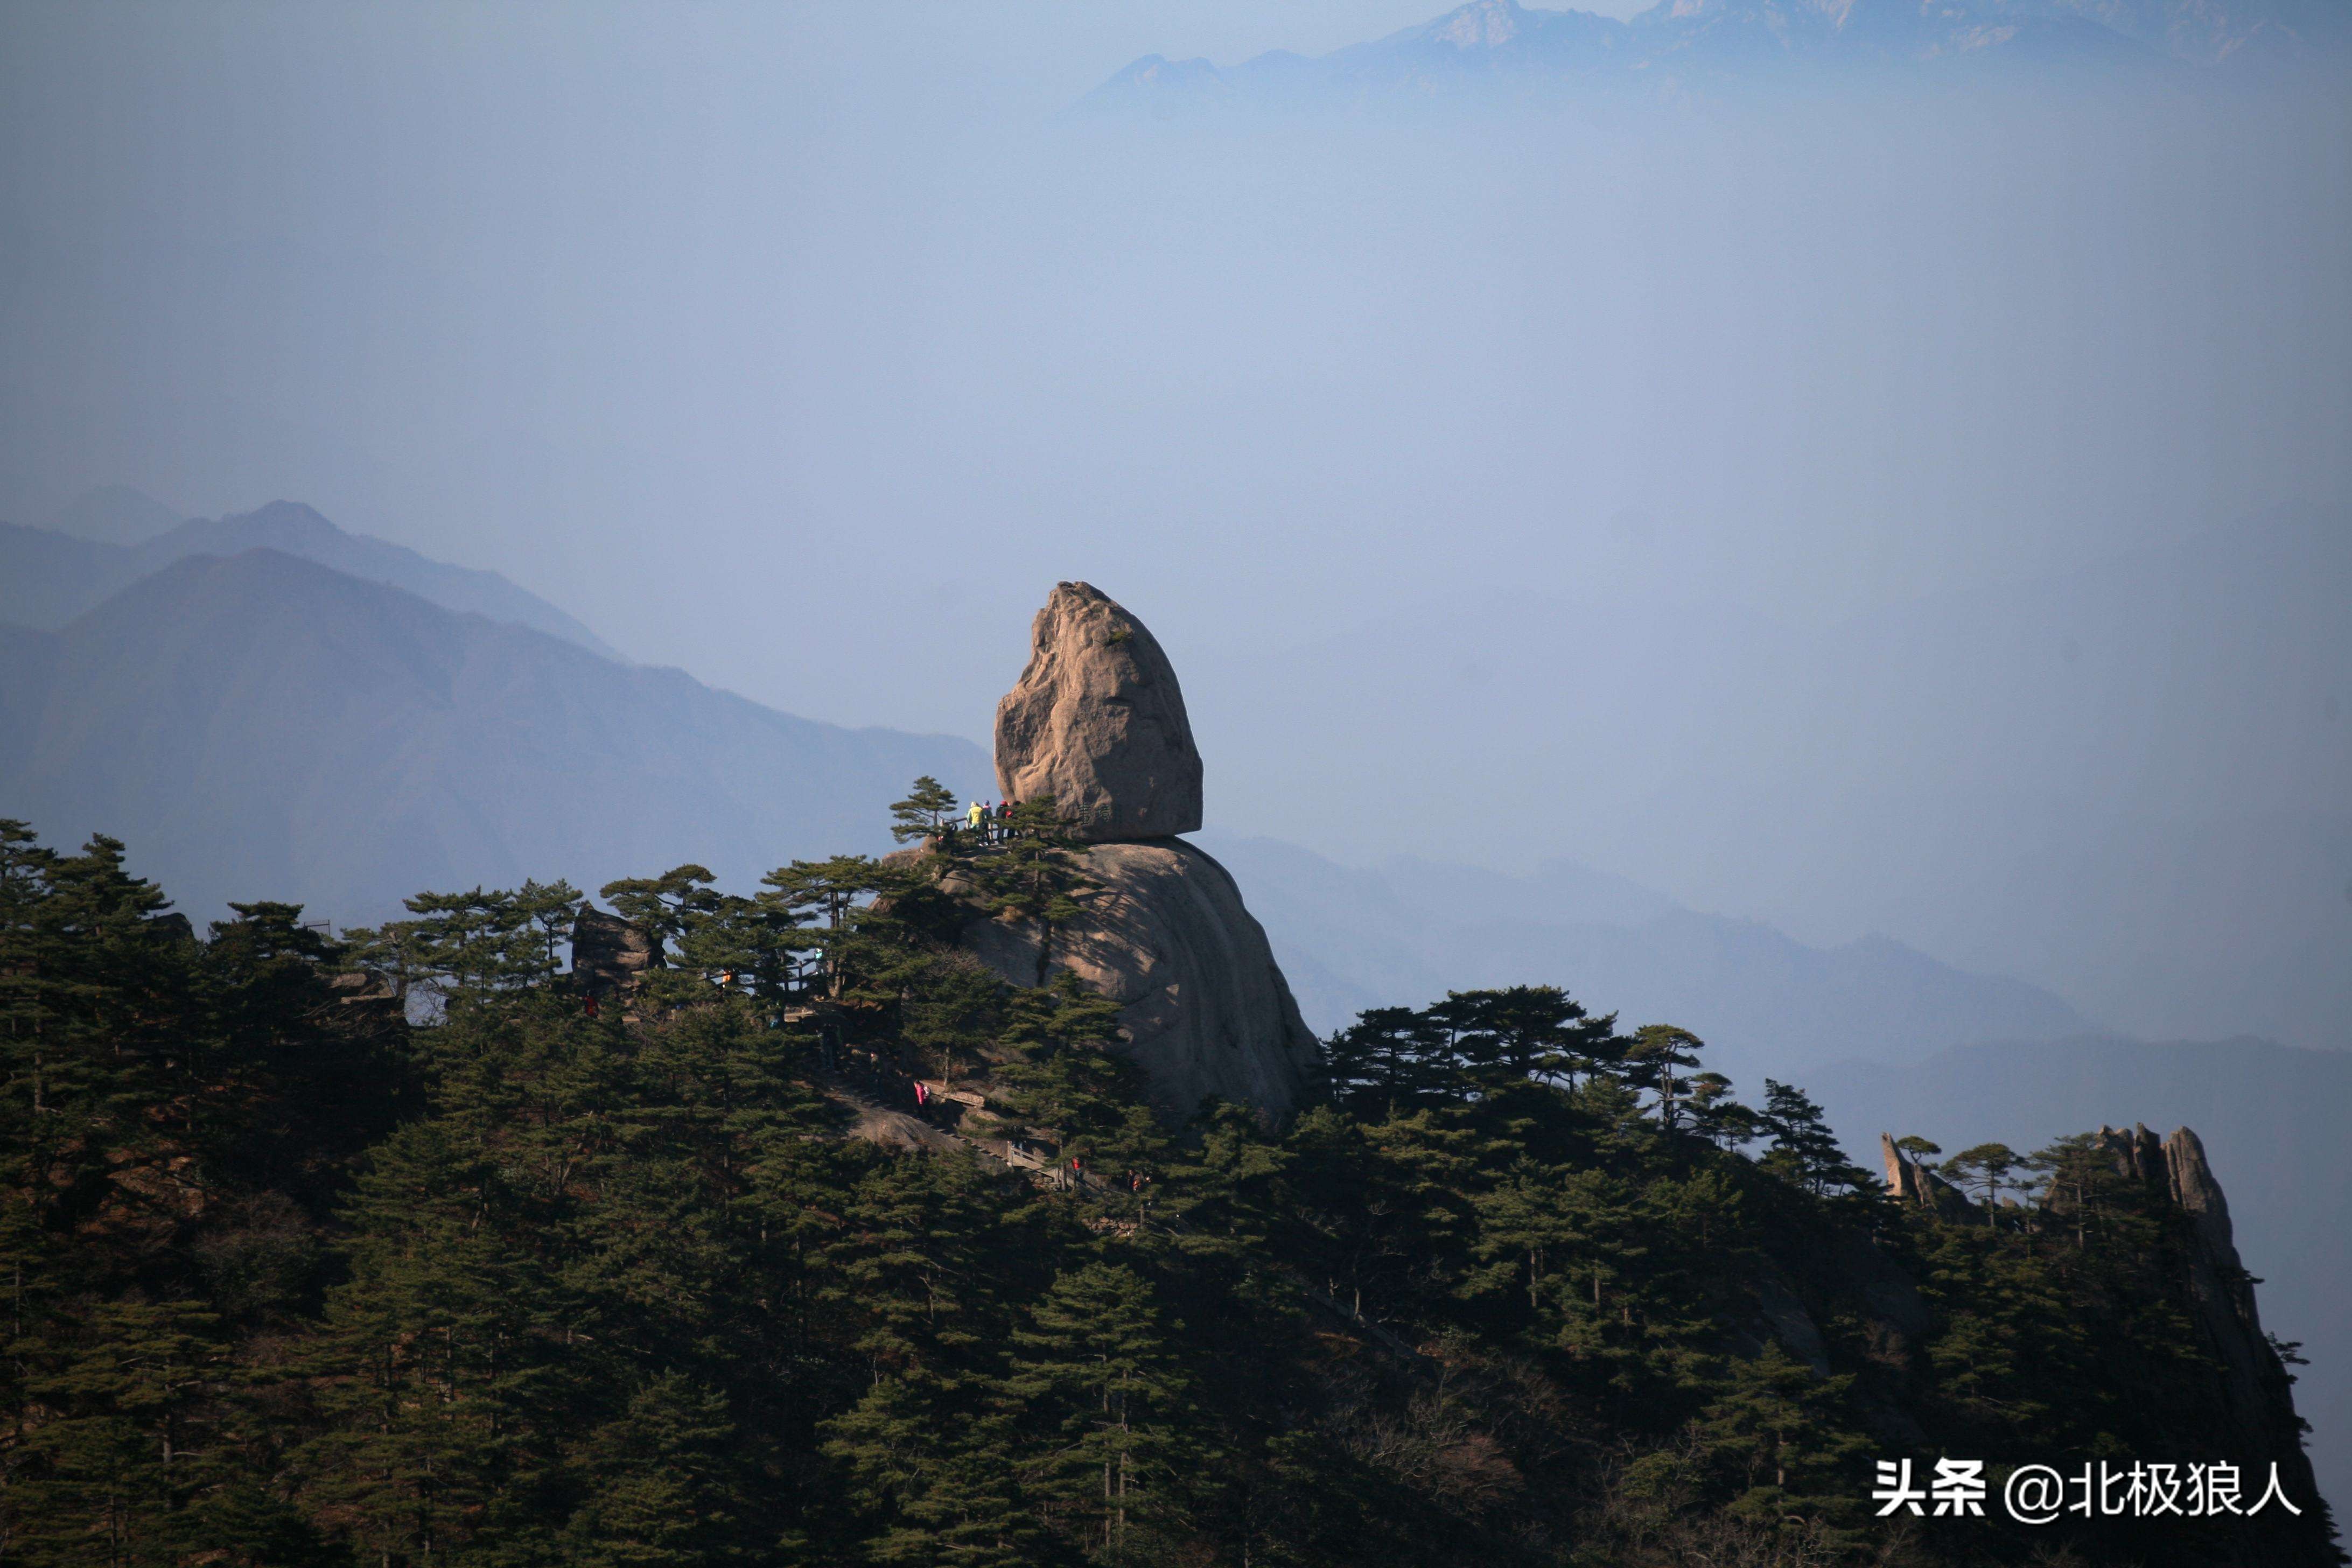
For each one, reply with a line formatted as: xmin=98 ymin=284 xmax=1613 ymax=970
xmin=214 ymin=500 xmax=344 ymax=543
xmin=1425 ymin=0 xmax=1531 ymax=48
xmin=1086 ymin=0 xmax=2323 ymax=108
xmin=1 ymin=492 xmax=626 ymax=663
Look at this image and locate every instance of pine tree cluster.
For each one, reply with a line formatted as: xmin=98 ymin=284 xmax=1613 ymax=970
xmin=0 ymin=807 xmax=2336 ymax=1567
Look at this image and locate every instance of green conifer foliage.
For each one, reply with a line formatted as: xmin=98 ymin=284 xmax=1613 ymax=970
xmin=958 ymin=798 xmax=1097 ymax=987
xmin=1006 ymin=1263 xmax=1203 ymax=1560
xmin=888 ymin=776 xmax=963 ymax=846
xmin=1623 ymin=1024 xmax=1707 ymax=1130
xmin=0 ymin=813 xmax=2336 ymax=1568
xmin=1757 ymin=1079 xmax=1877 ymax=1199
xmin=1693 ymin=1340 xmax=1873 ymax=1527
xmin=1940 ymin=1143 xmax=2025 ymax=1223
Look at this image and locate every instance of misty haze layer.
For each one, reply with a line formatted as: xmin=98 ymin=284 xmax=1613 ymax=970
xmin=1 ymin=4 xmax=2346 ymax=1054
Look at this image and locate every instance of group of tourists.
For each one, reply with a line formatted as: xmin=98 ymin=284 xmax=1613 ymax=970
xmin=951 ymin=797 xmax=1020 ymax=845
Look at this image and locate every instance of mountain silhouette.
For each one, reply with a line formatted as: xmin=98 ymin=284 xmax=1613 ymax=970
xmin=1086 ymin=0 xmax=2341 ymax=113
xmin=0 ymin=548 xmax=989 ymax=926
xmin=1 ymin=528 xmax=2341 ymax=1504
xmin=2 ymin=498 xmax=623 ymax=660
xmin=1201 ymin=833 xmax=2092 ymax=1082
xmin=1809 ymin=1034 xmax=2352 ymax=1509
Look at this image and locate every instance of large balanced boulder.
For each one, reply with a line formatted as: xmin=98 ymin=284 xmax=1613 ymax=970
xmin=954 ymin=581 xmax=1318 ymax=1116
xmin=995 ymin=582 xmax=1202 ymax=844
xmin=955 ymin=839 xmax=1320 ymax=1116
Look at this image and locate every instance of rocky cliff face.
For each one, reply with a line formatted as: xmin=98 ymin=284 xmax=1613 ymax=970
xmin=995 ymin=582 xmax=1202 ymax=845
xmin=960 ymin=583 xmax=1318 ymax=1116
xmin=2130 ymin=1124 xmax=2320 ymax=1500
xmin=1873 ymin=1122 xmax=2324 ymax=1530
xmin=1890 ymin=1121 xmax=2321 ymax=1515
xmin=956 ymin=839 xmax=1321 ymax=1116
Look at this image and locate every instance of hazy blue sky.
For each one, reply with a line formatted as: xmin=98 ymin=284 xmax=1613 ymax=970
xmin=3 ymin=1 xmax=2347 ymax=1046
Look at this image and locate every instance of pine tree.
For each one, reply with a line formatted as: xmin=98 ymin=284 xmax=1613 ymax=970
xmin=1684 ymin=1071 xmax=1759 ymax=1150
xmin=999 ymin=974 xmax=1170 ymax=1170
xmin=8 ymin=808 xmax=2339 ymax=1568
xmin=1468 ymin=1161 xmax=1594 ymax=1313
xmin=1424 ymin=985 xmax=1618 ymax=1094
xmin=600 ymin=865 xmax=724 ymax=947
xmin=1623 ymin=1024 xmax=1706 ymax=1130
xmin=1004 ymin=1263 xmax=1200 ymax=1561
xmin=888 ymin=776 xmax=962 ymax=845
xmin=899 ymin=954 xmax=1006 ymax=1086
xmin=0 ymin=830 xmax=187 ymax=1200
xmin=561 ymin=1372 xmax=752 ymax=1567
xmin=820 ymin=1152 xmax=1054 ymax=1564
xmin=13 ymin=1299 xmax=233 ymax=1566
xmin=760 ymin=855 xmax=887 ymax=1002
xmin=300 ymin=1110 xmax=577 ymax=1566
xmin=1940 ymin=1142 xmax=2024 ymax=1224
xmin=1320 ymin=1005 xmax=1433 ymax=1115
xmin=1755 ymin=1079 xmax=1873 ymax=1198
xmin=824 ymin=1374 xmax=1049 ymax=1568
xmin=346 ymin=878 xmax=582 ymax=999
xmin=960 ymin=799 xmax=1096 ymax=987
xmin=1693 ymin=1341 xmax=1871 ymax=1518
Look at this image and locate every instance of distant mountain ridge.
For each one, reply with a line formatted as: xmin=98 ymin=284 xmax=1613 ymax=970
xmin=1200 ymin=833 xmax=2094 ymax=1082
xmin=1185 ymin=502 xmax=2352 ymax=1055
xmin=0 ymin=548 xmax=989 ymax=926
xmin=1226 ymin=825 xmax=2352 ymax=1507
xmin=1088 ymin=0 xmax=2343 ymax=111
xmin=0 ymin=506 xmax=2109 ymax=1079
xmin=2 ymin=494 xmax=622 ymax=660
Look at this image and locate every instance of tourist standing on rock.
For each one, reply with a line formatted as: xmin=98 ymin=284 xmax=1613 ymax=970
xmin=967 ymin=800 xmax=985 ymax=833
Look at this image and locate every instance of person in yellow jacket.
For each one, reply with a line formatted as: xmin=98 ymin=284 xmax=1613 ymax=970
xmin=967 ymin=800 xmax=986 ymax=833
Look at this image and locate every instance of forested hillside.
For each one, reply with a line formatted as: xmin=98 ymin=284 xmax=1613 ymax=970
xmin=1 ymin=805 xmax=2336 ymax=1566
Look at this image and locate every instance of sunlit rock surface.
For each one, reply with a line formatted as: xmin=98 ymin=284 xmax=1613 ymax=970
xmin=962 ymin=582 xmax=1315 ymax=1115
xmin=993 ymin=581 xmax=1202 ymax=845
xmin=957 ymin=838 xmax=1321 ymax=1117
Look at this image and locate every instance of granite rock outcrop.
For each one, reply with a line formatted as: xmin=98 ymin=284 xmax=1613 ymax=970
xmin=994 ymin=582 xmax=1202 ymax=844
xmin=1886 ymin=1121 xmax=2319 ymax=1512
xmin=955 ymin=838 xmax=1320 ymax=1116
xmin=2125 ymin=1124 xmax=2313 ymax=1490
xmin=956 ymin=582 xmax=1317 ymax=1115
xmin=1878 ymin=1132 xmax=1978 ymax=1221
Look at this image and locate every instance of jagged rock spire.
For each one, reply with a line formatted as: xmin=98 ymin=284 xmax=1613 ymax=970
xmin=1878 ymin=1132 xmax=1977 ymax=1221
